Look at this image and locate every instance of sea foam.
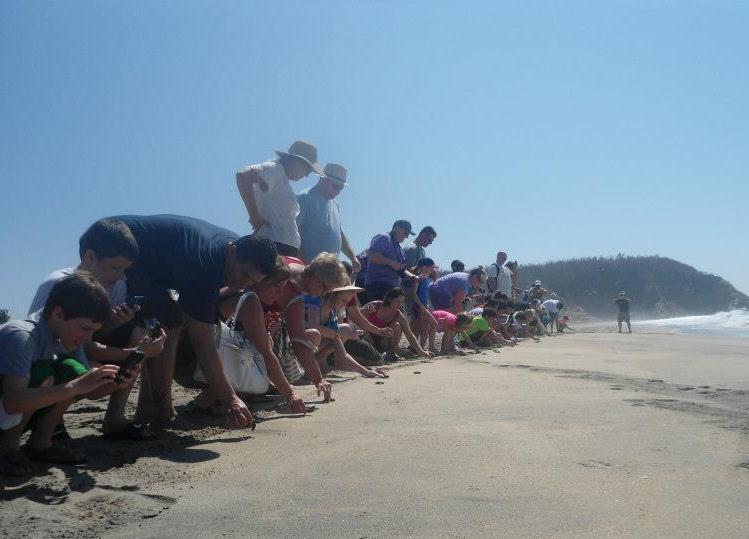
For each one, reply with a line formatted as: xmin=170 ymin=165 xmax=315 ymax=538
xmin=638 ymin=309 xmax=749 ymax=337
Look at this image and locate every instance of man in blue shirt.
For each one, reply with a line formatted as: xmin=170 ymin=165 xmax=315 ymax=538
xmin=296 ymin=163 xmax=361 ymax=272
xmin=364 ymin=220 xmax=417 ymax=301
xmin=111 ymin=215 xmax=278 ymax=431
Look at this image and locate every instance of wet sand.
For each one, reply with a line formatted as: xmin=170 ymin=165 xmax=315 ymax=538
xmin=3 ymin=332 xmax=749 ymax=538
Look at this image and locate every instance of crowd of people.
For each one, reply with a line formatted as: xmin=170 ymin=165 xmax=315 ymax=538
xmin=0 ymin=140 xmax=574 ymax=476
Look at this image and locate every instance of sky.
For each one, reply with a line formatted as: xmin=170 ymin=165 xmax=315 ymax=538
xmin=1 ymin=1 xmax=748 ymax=317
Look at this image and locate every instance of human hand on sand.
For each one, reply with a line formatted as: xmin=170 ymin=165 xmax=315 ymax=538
xmin=363 ymin=367 xmax=389 ymax=378
xmin=317 ymin=380 xmax=334 ymax=402
xmin=287 ymin=392 xmax=306 ymax=414
xmin=226 ymin=394 xmax=255 ymax=430
xmin=418 ymin=349 xmax=435 ymax=359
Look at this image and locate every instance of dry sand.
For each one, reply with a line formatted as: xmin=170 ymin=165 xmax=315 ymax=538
xmin=3 ymin=332 xmax=749 ymax=538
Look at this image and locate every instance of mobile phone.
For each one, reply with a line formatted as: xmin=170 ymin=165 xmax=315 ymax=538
xmin=144 ymin=318 xmax=162 ymax=338
xmin=126 ymin=295 xmax=145 ymax=309
xmin=115 ymin=350 xmax=145 ymax=383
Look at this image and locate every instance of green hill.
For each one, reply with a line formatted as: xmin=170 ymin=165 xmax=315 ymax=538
xmin=517 ymin=255 xmax=749 ymax=319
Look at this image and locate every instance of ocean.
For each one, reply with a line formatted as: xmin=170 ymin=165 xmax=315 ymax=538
xmin=637 ymin=309 xmax=749 ymax=338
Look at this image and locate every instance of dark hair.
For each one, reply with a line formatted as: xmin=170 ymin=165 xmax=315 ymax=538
xmin=493 ymin=292 xmax=509 ymax=301
xmin=482 ymin=308 xmax=498 ymax=319
xmin=557 ymin=302 xmax=564 ymax=309
xmin=419 ymin=226 xmax=437 ymax=237
xmin=514 ymin=311 xmax=527 ymax=322
xmin=496 ymin=301 xmax=509 ymax=311
xmin=484 ymin=299 xmax=499 ymax=310
xmin=43 ymin=272 xmax=110 ymax=323
xmin=415 ymin=257 xmax=435 ymax=271
xmin=79 ymin=219 xmax=139 ymax=261
xmin=234 ymin=236 xmax=278 ymax=276
xmin=455 ymin=313 xmax=472 ymax=328
xmin=469 ymin=267 xmax=486 ymax=279
xmin=341 ymin=260 xmax=354 ymax=277
xmin=451 ymin=259 xmax=465 ymax=272
xmin=382 ymin=287 xmax=405 ymax=306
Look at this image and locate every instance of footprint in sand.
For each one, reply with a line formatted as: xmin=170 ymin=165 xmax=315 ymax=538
xmin=578 ymin=460 xmax=613 ymax=468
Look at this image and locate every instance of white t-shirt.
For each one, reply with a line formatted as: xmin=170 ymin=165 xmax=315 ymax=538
xmin=542 ymin=300 xmax=560 ymax=314
xmin=28 ymin=267 xmax=128 ymax=315
xmin=486 ymin=263 xmax=512 ymax=296
xmin=248 ymin=160 xmax=301 ymax=248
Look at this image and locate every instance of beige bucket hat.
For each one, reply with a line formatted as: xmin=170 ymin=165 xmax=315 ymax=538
xmin=274 ymin=140 xmax=324 ymax=176
xmin=323 ymin=163 xmax=348 ymax=187
xmin=327 ymin=284 xmax=363 ymax=294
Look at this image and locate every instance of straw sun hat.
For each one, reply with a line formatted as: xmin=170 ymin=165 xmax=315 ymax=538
xmin=274 ymin=140 xmax=324 ymax=176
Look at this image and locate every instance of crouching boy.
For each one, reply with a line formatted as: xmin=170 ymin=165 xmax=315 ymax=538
xmin=0 ymin=273 xmax=130 ymax=476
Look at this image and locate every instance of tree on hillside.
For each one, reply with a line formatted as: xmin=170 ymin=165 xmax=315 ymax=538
xmin=518 ymin=256 xmax=749 ymax=319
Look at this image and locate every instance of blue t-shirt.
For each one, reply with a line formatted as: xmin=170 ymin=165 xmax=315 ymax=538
xmin=114 ymin=214 xmax=238 ymax=324
xmin=417 ymin=277 xmax=431 ymax=306
xmin=296 ymin=185 xmax=342 ymax=263
xmin=0 ymin=313 xmax=87 ymax=378
xmin=365 ymin=233 xmax=405 ymax=287
xmin=430 ymin=272 xmax=470 ymax=300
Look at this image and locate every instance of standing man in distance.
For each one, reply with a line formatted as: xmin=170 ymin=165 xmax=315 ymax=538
xmin=486 ymin=251 xmax=513 ymax=298
xmin=236 ymin=140 xmax=324 ymax=256
xmin=296 ymin=163 xmax=361 ymax=272
xmin=614 ymin=291 xmax=632 ymax=333
xmin=403 ymin=226 xmax=437 ymax=268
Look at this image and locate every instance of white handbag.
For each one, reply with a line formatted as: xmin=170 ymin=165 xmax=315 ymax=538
xmin=193 ymin=291 xmax=270 ymax=395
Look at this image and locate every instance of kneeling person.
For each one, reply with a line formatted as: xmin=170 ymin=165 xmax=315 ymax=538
xmin=28 ymin=218 xmax=165 ymax=441
xmin=1 ymin=274 xmax=130 ymax=476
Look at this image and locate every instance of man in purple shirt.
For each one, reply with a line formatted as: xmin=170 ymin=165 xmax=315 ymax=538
xmin=364 ymin=220 xmax=417 ymax=301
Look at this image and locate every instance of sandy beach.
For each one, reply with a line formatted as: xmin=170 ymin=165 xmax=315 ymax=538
xmin=3 ymin=331 xmax=749 ymax=538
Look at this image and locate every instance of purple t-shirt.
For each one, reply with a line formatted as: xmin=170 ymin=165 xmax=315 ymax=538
xmin=364 ymin=233 xmax=405 ymax=286
xmin=430 ymin=272 xmax=470 ymax=300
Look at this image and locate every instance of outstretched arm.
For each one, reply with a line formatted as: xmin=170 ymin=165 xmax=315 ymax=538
xmin=239 ymin=296 xmax=305 ymax=413
xmin=285 ymin=301 xmax=332 ymax=401
xmin=398 ymin=311 xmax=433 ymax=358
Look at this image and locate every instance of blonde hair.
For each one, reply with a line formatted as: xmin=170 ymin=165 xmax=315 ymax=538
xmin=304 ymin=252 xmax=348 ymax=288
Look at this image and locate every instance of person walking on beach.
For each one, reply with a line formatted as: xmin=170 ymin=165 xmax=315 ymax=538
xmin=296 ymin=163 xmax=361 ymax=271
xmin=236 ymin=140 xmax=324 ymax=256
xmin=614 ymin=291 xmax=632 ymax=333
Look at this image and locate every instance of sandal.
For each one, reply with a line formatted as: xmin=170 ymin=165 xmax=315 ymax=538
xmin=51 ymin=424 xmax=73 ymax=446
xmin=24 ymin=444 xmax=86 ymax=465
xmin=102 ymin=422 xmax=156 ymax=442
xmin=1 ymin=451 xmax=35 ymax=477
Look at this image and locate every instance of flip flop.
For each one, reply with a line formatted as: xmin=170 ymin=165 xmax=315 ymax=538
xmin=1 ymin=451 xmax=35 ymax=477
xmin=102 ymin=422 xmax=156 ymax=442
xmin=24 ymin=445 xmax=86 ymax=465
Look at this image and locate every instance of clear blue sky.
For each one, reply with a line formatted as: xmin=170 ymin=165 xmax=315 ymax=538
xmin=1 ymin=1 xmax=747 ymax=317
